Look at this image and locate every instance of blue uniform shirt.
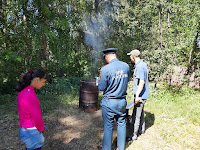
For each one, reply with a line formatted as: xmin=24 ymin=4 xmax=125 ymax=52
xmin=98 ymin=58 xmax=130 ymax=99
xmin=133 ymin=60 xmax=149 ymax=99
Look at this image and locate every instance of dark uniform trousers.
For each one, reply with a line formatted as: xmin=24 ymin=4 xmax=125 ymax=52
xmin=101 ymin=98 xmax=127 ymax=150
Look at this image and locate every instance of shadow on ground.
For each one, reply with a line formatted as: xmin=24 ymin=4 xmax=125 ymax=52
xmin=124 ymin=111 xmax=155 ymax=149
xmin=42 ymin=104 xmax=104 ymax=150
xmin=102 ymin=111 xmax=155 ymax=150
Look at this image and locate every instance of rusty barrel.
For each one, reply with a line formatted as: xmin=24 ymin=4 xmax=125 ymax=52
xmin=79 ymin=80 xmax=99 ymax=112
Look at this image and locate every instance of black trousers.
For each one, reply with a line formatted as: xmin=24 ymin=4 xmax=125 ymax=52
xmin=130 ymin=100 xmax=146 ymax=137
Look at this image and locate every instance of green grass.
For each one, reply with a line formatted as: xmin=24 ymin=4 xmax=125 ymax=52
xmin=147 ymin=83 xmax=200 ymax=126
xmin=141 ymin=82 xmax=200 ymax=149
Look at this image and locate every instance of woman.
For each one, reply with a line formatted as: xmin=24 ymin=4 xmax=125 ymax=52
xmin=16 ymin=69 xmax=48 ymax=150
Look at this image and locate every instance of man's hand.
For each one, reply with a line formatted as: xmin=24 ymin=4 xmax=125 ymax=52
xmin=134 ymin=98 xmax=140 ymax=104
xmin=96 ymin=77 xmax=100 ymax=85
xmin=134 ymin=96 xmax=142 ymax=105
xmin=134 ymin=79 xmax=145 ymax=104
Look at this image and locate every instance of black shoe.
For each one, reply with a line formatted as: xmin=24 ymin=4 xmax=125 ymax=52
xmin=138 ymin=130 xmax=145 ymax=135
xmin=126 ymin=135 xmax=137 ymax=142
xmin=132 ymin=135 xmax=137 ymax=140
xmin=126 ymin=136 xmax=132 ymax=142
xmin=97 ymin=146 xmax=102 ymax=150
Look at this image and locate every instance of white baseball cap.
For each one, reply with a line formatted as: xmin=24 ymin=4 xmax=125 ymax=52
xmin=127 ymin=49 xmax=140 ymax=57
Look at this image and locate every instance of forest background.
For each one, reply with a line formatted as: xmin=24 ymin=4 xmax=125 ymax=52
xmin=1 ymin=0 xmax=200 ymax=94
xmin=1 ymin=1 xmax=200 ymax=149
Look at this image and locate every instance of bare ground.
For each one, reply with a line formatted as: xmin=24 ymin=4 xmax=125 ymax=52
xmin=1 ymin=104 xmax=200 ymax=150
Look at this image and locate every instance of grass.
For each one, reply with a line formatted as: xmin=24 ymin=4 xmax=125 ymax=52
xmin=0 ymin=78 xmax=200 ymax=149
xmin=136 ymin=82 xmax=200 ymax=149
xmin=148 ymin=83 xmax=200 ymax=126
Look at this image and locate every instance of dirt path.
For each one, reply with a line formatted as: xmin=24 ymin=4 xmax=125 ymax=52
xmin=43 ymin=105 xmax=104 ymax=150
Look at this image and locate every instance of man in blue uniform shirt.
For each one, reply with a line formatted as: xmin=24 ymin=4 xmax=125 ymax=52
xmin=127 ymin=49 xmax=149 ymax=141
xmin=97 ymin=48 xmax=130 ymax=150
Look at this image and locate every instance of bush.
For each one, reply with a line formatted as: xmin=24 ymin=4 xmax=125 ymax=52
xmin=37 ymin=77 xmax=82 ymax=95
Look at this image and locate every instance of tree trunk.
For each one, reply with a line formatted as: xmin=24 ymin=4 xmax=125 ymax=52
xmin=166 ymin=0 xmax=170 ymax=48
xmin=36 ymin=0 xmax=48 ymax=70
xmin=158 ymin=2 xmax=163 ymax=50
xmin=0 ymin=0 xmax=8 ymax=49
xmin=41 ymin=33 xmax=48 ymax=70
xmin=22 ymin=1 xmax=31 ymax=70
xmin=188 ymin=19 xmax=200 ymax=73
xmin=156 ymin=1 xmax=164 ymax=86
xmin=192 ymin=20 xmax=200 ymax=68
xmin=136 ymin=0 xmax=141 ymax=50
xmin=94 ymin=0 xmax=102 ymax=14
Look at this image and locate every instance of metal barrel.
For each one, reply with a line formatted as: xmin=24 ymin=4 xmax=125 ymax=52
xmin=79 ymin=79 xmax=99 ymax=112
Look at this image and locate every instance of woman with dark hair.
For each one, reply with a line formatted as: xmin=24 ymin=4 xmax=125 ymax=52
xmin=16 ymin=69 xmax=48 ymax=150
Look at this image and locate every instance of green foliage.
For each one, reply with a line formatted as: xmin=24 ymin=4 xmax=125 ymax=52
xmin=0 ymin=77 xmax=82 ymax=113
xmin=0 ymin=50 xmax=22 ymax=93
xmin=0 ymin=0 xmax=200 ymax=94
xmin=116 ymin=0 xmax=200 ymax=82
xmin=0 ymin=93 xmax=17 ymax=105
xmin=38 ymin=77 xmax=81 ymax=95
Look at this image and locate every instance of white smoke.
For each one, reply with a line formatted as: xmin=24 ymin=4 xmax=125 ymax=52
xmin=82 ymin=1 xmax=116 ymax=77
xmin=83 ymin=2 xmax=113 ymax=58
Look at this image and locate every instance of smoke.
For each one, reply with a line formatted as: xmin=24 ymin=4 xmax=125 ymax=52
xmin=82 ymin=1 xmax=115 ymax=77
xmin=83 ymin=2 xmax=113 ymax=59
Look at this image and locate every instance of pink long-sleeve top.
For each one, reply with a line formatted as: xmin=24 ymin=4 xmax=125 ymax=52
xmin=18 ymin=85 xmax=44 ymax=132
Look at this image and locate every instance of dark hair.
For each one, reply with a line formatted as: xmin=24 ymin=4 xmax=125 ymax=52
xmin=16 ymin=69 xmax=48 ymax=92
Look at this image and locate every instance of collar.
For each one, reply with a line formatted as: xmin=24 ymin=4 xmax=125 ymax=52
xmin=26 ymin=85 xmax=35 ymax=90
xmin=110 ymin=58 xmax=119 ymax=63
xmin=135 ymin=60 xmax=143 ymax=67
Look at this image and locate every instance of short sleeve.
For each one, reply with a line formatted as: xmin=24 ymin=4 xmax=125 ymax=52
xmin=135 ymin=66 xmax=145 ymax=80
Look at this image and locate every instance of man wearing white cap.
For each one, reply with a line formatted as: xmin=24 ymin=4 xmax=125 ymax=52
xmin=127 ymin=49 xmax=149 ymax=141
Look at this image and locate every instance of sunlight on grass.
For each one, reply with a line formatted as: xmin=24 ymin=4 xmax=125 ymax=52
xmin=141 ymin=82 xmax=200 ymax=149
